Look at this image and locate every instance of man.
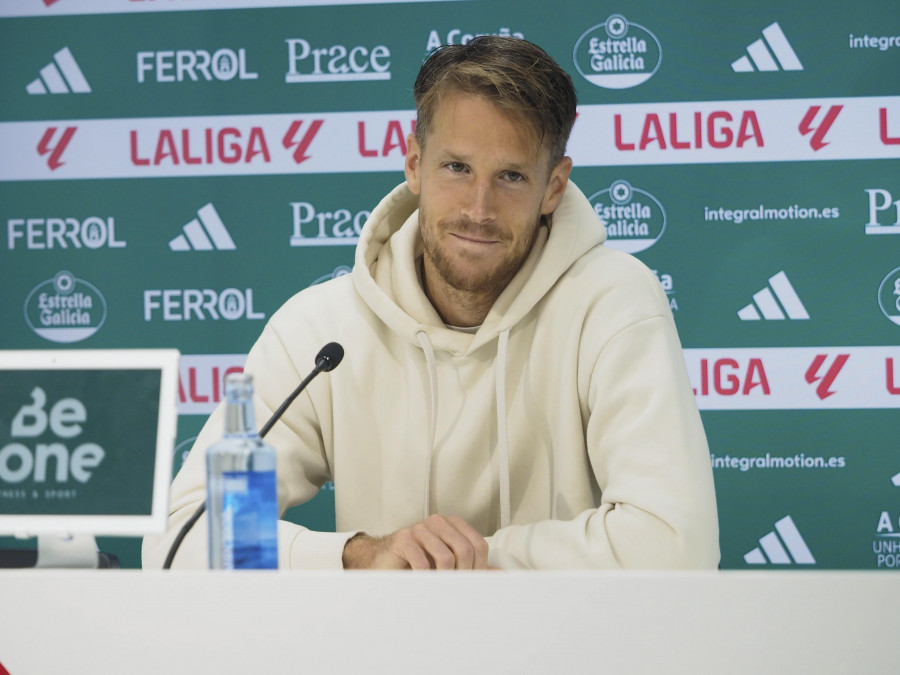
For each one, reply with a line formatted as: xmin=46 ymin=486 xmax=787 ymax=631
xmin=144 ymin=36 xmax=719 ymax=570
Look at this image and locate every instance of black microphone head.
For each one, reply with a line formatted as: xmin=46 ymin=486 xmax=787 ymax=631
xmin=315 ymin=342 xmax=344 ymax=372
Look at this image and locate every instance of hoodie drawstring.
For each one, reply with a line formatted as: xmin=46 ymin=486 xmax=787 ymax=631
xmin=495 ymin=329 xmax=512 ymax=529
xmin=416 ymin=330 xmax=438 ymax=522
xmin=415 ymin=328 xmax=513 ymax=531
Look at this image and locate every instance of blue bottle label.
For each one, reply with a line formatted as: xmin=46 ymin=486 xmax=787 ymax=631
xmin=221 ymin=470 xmax=278 ymax=569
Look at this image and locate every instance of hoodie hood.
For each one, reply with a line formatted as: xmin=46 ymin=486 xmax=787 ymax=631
xmin=352 ymin=180 xmax=607 ymax=355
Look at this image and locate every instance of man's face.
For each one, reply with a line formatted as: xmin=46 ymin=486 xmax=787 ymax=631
xmin=405 ymin=92 xmax=571 ymax=297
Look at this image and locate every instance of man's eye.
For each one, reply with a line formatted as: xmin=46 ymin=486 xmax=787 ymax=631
xmin=446 ymin=162 xmax=466 ymax=172
xmin=504 ymin=172 xmax=525 ymax=183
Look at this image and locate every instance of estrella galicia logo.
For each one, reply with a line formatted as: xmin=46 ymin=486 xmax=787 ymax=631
xmin=24 ymin=270 xmax=107 ymax=343
xmin=878 ymin=267 xmax=900 ymax=326
xmin=573 ymin=14 xmax=662 ymax=89
xmin=310 ymin=265 xmax=352 ymax=286
xmin=589 ymin=180 xmax=667 ymax=253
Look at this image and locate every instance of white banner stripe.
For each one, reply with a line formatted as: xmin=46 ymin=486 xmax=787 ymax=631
xmin=1 ymin=96 xmax=897 ymax=181
xmin=0 ymin=0 xmax=465 ymax=17
xmin=685 ymin=346 xmax=900 ymax=410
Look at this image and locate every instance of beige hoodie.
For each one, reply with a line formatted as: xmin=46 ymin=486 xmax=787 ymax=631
xmin=143 ymin=180 xmax=720 ymax=570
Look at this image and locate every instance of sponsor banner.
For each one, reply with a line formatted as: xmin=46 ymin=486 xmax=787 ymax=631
xmin=684 ymin=346 xmax=900 ymax=410
xmin=570 ymin=96 xmax=900 ymax=166
xmin=177 ymin=353 xmax=246 ymax=415
xmin=0 ymin=111 xmax=415 ymax=181
xmin=3 ymin=96 xmax=898 ymax=181
xmin=0 ymin=0 xmax=465 ymax=18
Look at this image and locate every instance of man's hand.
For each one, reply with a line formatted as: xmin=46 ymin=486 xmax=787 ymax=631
xmin=342 ymin=514 xmax=489 ymax=570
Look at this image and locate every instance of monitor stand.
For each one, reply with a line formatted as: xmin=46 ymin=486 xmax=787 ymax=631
xmin=35 ymin=534 xmax=100 ymax=569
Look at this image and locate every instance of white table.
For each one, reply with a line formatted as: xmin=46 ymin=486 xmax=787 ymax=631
xmin=1 ymin=570 xmax=897 ymax=674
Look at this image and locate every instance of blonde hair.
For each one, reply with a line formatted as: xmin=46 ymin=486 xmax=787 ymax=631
xmin=413 ymin=36 xmax=577 ymax=168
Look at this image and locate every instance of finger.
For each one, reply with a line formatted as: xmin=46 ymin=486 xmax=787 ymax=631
xmin=444 ymin=515 xmax=490 ymax=569
xmin=421 ymin=515 xmax=487 ymax=570
xmin=387 ymin=529 xmax=433 ymax=570
xmin=411 ymin=521 xmax=459 ymax=570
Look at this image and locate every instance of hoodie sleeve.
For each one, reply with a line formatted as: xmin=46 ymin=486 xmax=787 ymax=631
xmin=486 ymin=285 xmax=720 ymax=570
xmin=141 ymin=319 xmax=358 ymax=570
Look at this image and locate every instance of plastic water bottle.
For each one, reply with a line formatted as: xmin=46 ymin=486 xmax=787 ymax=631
xmin=206 ymin=372 xmax=278 ymax=569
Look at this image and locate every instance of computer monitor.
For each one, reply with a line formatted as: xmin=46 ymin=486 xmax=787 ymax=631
xmin=0 ymin=349 xmax=179 ymax=544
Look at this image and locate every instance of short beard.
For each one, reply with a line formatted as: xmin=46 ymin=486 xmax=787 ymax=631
xmin=419 ymin=213 xmax=540 ymax=296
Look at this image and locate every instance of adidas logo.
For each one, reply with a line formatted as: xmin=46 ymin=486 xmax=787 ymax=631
xmin=169 ymin=204 xmax=236 ymax=251
xmin=27 ymin=47 xmax=91 ymax=95
xmin=731 ymin=22 xmax=803 ymax=73
xmin=744 ymin=515 xmax=815 ymax=565
xmin=737 ymin=271 xmax=809 ymax=321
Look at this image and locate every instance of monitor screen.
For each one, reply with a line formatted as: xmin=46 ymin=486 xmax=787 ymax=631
xmin=0 ymin=349 xmax=179 ymax=537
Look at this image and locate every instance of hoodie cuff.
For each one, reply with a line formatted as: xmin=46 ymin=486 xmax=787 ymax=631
xmin=282 ymin=523 xmax=360 ymax=570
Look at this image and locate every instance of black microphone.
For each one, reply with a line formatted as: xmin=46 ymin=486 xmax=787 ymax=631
xmin=162 ymin=342 xmax=344 ymax=569
xmin=259 ymin=342 xmax=343 ymax=437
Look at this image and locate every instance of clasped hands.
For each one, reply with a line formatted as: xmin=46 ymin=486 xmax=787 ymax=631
xmin=342 ymin=514 xmax=491 ymax=570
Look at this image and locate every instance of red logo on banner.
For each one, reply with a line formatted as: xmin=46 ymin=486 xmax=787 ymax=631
xmin=282 ymin=119 xmax=323 ymax=164
xmin=0 ymin=658 xmax=11 ymax=675
xmin=44 ymin=0 xmax=61 ymax=5
xmin=693 ymin=358 xmax=771 ymax=397
xmin=799 ymin=105 xmax=842 ymax=151
xmin=37 ymin=126 xmax=76 ymax=170
xmin=881 ymin=108 xmax=900 ymax=146
xmin=358 ymin=119 xmax=416 ymax=158
xmin=614 ymin=110 xmax=764 ymax=151
xmin=805 ymin=354 xmax=850 ymax=399
xmin=887 ymin=358 xmax=900 ymax=395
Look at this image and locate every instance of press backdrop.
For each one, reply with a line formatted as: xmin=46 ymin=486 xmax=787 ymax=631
xmin=1 ymin=0 xmax=899 ymax=569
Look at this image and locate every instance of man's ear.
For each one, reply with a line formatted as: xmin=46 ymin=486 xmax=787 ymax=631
xmin=540 ymin=156 xmax=573 ymax=216
xmin=405 ymin=134 xmax=421 ymax=195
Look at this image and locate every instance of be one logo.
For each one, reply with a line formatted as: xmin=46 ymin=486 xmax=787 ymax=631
xmin=285 ymin=38 xmax=391 ymax=83
xmin=877 ymin=267 xmax=900 ymax=326
xmin=588 ymin=180 xmax=666 ymax=253
xmin=0 ymin=388 xmax=105 ymax=486
xmin=573 ymin=14 xmax=662 ymax=89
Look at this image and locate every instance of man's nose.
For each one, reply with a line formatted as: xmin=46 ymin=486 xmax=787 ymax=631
xmin=462 ymin=179 xmax=497 ymax=224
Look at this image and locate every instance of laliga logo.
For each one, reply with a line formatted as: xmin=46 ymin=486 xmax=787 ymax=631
xmin=573 ymin=14 xmax=662 ymax=89
xmin=37 ymin=126 xmax=77 ymax=171
xmin=23 ymin=271 xmax=107 ymax=343
xmin=877 ymin=267 xmax=900 ymax=326
xmin=588 ymin=180 xmax=667 ymax=253
xmin=1 ymin=388 xmax=105 ymax=485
